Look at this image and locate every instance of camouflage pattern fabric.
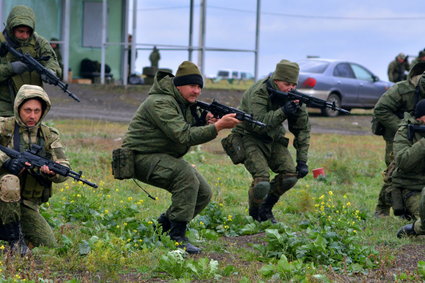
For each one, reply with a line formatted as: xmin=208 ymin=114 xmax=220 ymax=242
xmin=134 ymin=153 xmax=212 ymax=222
xmin=0 ymin=5 xmax=61 ymax=116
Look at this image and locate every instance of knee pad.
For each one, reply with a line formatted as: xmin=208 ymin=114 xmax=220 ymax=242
xmin=249 ymin=177 xmax=270 ymax=207
xmin=0 ymin=174 xmax=20 ymax=203
xmin=271 ymin=174 xmax=298 ymax=196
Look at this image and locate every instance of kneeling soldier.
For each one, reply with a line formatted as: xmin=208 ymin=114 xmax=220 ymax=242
xmin=0 ymin=84 xmax=69 ymax=253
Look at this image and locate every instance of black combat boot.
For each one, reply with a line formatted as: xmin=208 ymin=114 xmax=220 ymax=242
xmin=258 ymin=194 xmax=280 ymax=224
xmin=169 ymin=221 xmax=201 ymax=254
xmin=0 ymin=222 xmax=29 ymax=256
xmin=157 ymin=213 xmax=171 ymax=233
xmin=397 ymin=223 xmax=418 ymax=238
xmin=248 ymin=207 xmax=260 ymax=221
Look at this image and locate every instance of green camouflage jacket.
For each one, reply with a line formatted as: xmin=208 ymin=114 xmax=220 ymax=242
xmin=374 ymin=62 xmax=425 ymax=141
xmin=0 ymin=5 xmax=61 ymax=116
xmin=387 ymin=57 xmax=409 ymax=83
xmin=392 ymin=112 xmax=425 ymax=191
xmin=122 ymin=71 xmax=217 ymax=158
xmin=0 ymin=84 xmax=69 ymax=205
xmin=232 ymin=78 xmax=310 ymax=162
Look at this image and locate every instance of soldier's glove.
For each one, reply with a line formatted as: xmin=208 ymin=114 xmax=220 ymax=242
xmin=296 ymin=160 xmax=308 ymax=178
xmin=10 ymin=61 xmax=30 ymax=75
xmin=2 ymin=158 xmax=25 ymax=175
xmin=40 ymin=69 xmax=57 ymax=85
xmin=282 ymin=101 xmax=300 ymax=118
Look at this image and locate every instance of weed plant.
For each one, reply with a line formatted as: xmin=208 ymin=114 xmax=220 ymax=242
xmin=0 ymin=120 xmax=418 ymax=281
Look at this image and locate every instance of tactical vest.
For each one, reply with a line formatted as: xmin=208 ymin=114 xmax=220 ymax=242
xmin=0 ymin=118 xmax=53 ymax=202
xmin=0 ymin=32 xmax=43 ymax=95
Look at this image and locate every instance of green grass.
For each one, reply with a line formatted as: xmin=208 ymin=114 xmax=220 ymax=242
xmin=0 ymin=119 xmax=421 ymax=282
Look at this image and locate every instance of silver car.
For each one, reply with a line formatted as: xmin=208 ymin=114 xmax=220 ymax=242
xmin=297 ymin=58 xmax=393 ymax=117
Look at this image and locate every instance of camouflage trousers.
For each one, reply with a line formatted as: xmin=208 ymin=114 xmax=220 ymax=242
xmin=0 ymin=200 xmax=56 ymax=247
xmin=242 ymin=135 xmax=298 ymax=210
xmin=410 ymin=188 xmax=425 ymax=234
xmin=134 ymin=153 xmax=212 ymax=223
xmin=375 ymin=140 xmax=394 ymax=215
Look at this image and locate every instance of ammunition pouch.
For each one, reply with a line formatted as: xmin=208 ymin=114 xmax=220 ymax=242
xmin=221 ymin=133 xmax=245 ymax=164
xmin=112 ymin=148 xmax=135 ymax=179
xmin=371 ymin=117 xmax=385 ymax=136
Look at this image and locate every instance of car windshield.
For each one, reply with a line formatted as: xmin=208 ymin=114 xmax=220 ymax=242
xmin=298 ymin=60 xmax=329 ymax=73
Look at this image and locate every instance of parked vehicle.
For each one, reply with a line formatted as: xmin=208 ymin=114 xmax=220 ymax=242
xmin=296 ymin=58 xmax=393 ymax=117
xmin=215 ymin=69 xmax=254 ymax=81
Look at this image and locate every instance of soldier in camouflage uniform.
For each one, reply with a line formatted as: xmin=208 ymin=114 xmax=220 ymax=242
xmin=387 ymin=53 xmax=410 ymax=83
xmin=149 ymin=46 xmax=160 ymax=69
xmin=373 ymin=62 xmax=425 ymax=217
xmin=394 ymin=100 xmax=425 ymax=237
xmin=225 ymin=59 xmax=310 ymax=223
xmin=0 ymin=84 xmax=69 ymax=253
xmin=122 ymin=61 xmax=239 ymax=254
xmin=0 ymin=5 xmax=61 ymax=117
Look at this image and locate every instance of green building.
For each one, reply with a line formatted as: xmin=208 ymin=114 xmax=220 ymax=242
xmin=0 ymin=0 xmax=130 ymax=83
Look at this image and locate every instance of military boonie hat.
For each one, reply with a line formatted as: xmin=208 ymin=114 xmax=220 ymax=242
xmin=271 ymin=59 xmax=300 ymax=84
xmin=173 ymin=61 xmax=203 ymax=88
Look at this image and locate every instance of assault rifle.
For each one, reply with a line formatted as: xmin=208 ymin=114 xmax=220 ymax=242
xmin=267 ymin=87 xmax=350 ymax=115
xmin=196 ymin=100 xmax=266 ymax=128
xmin=407 ymin=124 xmax=425 ymax=140
xmin=0 ymin=144 xmax=98 ymax=188
xmin=2 ymin=42 xmax=80 ymax=102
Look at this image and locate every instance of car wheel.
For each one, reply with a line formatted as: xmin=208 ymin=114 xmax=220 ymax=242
xmin=321 ymin=93 xmax=341 ymax=117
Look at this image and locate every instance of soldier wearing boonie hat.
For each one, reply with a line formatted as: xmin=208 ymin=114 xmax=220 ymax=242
xmin=388 ymin=52 xmax=410 ymax=83
xmin=223 ymin=59 xmax=311 ymax=223
xmin=121 ymin=61 xmax=239 ymax=254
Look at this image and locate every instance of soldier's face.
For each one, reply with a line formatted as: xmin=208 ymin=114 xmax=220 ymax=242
xmin=177 ymin=84 xmax=202 ymax=103
xmin=13 ymin=26 xmax=32 ymax=40
xmin=19 ymin=99 xmax=43 ymax=127
xmin=417 ymin=116 xmax=425 ymax=124
xmin=274 ymin=80 xmax=296 ymax=92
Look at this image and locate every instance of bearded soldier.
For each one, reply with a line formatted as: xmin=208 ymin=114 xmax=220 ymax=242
xmin=0 ymin=5 xmax=61 ymax=117
xmin=0 ymin=84 xmax=69 ymax=254
xmin=373 ymin=62 xmax=425 ymax=218
xmin=223 ymin=59 xmax=310 ymax=223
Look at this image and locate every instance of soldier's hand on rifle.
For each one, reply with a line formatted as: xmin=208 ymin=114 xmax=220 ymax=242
xmin=40 ymin=69 xmax=57 ymax=85
xmin=2 ymin=158 xmax=25 ymax=175
xmin=282 ymin=100 xmax=300 ymax=118
xmin=214 ymin=113 xmax=240 ymax=132
xmin=40 ymin=165 xmax=56 ymax=176
xmin=10 ymin=61 xmax=31 ymax=75
xmin=296 ymin=160 xmax=309 ymax=178
xmin=205 ymin=112 xmax=218 ymax=125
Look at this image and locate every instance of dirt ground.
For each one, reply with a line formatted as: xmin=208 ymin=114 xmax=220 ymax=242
xmin=44 ymin=83 xmax=374 ymax=135
xmin=45 ymin=83 xmax=425 ymax=281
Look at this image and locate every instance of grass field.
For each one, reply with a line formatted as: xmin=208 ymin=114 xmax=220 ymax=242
xmin=1 ymin=119 xmax=423 ymax=282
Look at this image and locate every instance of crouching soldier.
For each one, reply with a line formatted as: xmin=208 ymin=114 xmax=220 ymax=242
xmin=222 ymin=59 xmax=310 ymax=223
xmin=119 ymin=61 xmax=239 ymax=254
xmin=0 ymin=84 xmax=69 ymax=253
xmin=393 ymin=99 xmax=425 ymax=237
